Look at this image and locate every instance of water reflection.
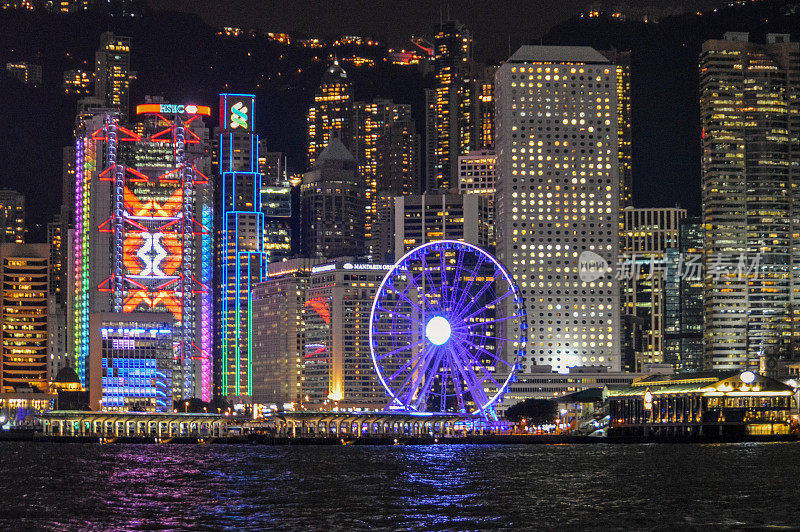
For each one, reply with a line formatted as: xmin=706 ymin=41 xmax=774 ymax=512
xmin=0 ymin=442 xmax=798 ymax=529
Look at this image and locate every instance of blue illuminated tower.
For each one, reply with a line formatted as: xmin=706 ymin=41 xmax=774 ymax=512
xmin=217 ymin=93 xmax=267 ymax=402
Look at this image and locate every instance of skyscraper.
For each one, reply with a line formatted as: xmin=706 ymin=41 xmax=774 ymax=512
xmin=259 ymin=148 xmax=294 ymax=262
xmin=620 ymin=207 xmax=685 ymax=371
xmin=474 ymin=66 xmax=496 ymax=150
xmin=458 ymin=149 xmax=496 ymax=246
xmin=424 ymin=88 xmax=437 ymax=192
xmin=664 ymin=217 xmax=704 ymax=372
xmin=1 ymin=243 xmax=49 ymax=393
xmin=216 ymin=93 xmax=268 ymax=402
xmin=495 ymin=45 xmax=621 ymax=373
xmin=431 ymin=20 xmax=474 ymax=191
xmin=301 ymin=138 xmax=365 ymax=259
xmin=47 ymin=214 xmax=64 ymax=301
xmin=70 ymin=102 xmax=213 ymax=401
xmin=353 ymin=99 xmax=420 ymax=257
xmin=94 ymin=32 xmax=132 ymax=120
xmin=600 ymin=50 xmax=632 ymax=209
xmin=63 ymin=69 xmax=93 ymax=96
xmin=307 ymin=61 xmax=354 ymax=167
xmin=700 ymin=33 xmax=800 ymax=369
xmin=0 ymin=190 xmax=24 ymax=244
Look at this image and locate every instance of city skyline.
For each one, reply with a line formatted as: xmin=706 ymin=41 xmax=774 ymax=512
xmin=0 ymin=0 xmax=797 ymax=411
xmin=1 ymin=3 xmax=799 ymax=530
xmin=2 ymin=0 xmax=786 ymax=239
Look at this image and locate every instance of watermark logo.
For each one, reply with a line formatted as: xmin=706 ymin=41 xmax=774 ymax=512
xmin=578 ymin=250 xmax=610 ymax=282
xmin=577 ymin=252 xmax=763 ymax=281
xmin=230 ymin=101 xmax=249 ymax=129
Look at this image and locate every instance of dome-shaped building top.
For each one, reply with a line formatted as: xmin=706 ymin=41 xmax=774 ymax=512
xmin=54 ymin=366 xmax=81 ymax=384
xmin=322 ymin=60 xmax=350 ymax=84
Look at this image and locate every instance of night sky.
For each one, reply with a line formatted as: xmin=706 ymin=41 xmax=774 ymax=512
xmin=149 ymin=0 xmax=726 ymax=62
xmin=0 ymin=0 xmax=755 ymax=239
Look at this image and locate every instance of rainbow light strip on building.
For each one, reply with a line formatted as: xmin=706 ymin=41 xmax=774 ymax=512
xmin=72 ymin=107 xmax=213 ymax=400
xmin=218 ymin=93 xmax=266 ymax=398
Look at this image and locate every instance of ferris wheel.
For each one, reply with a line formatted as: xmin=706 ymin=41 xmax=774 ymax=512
xmin=369 ymin=240 xmax=526 ymax=415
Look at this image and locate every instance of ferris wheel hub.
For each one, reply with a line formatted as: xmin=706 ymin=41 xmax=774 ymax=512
xmin=425 ymin=316 xmax=452 ymax=345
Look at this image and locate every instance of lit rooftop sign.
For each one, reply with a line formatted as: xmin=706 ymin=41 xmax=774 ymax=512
xmin=136 ymin=103 xmax=211 ymax=116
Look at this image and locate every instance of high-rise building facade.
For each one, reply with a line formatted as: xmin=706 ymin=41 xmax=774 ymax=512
xmin=621 ymin=207 xmax=685 ymax=371
xmin=495 ymin=45 xmax=621 ymax=373
xmin=664 ymin=217 xmax=704 ymax=372
xmin=303 ymin=260 xmax=391 ymax=407
xmin=88 ymin=312 xmax=173 ymax=412
xmin=301 ymin=138 xmax=365 ymax=259
xmin=0 ymin=190 xmax=24 ymax=244
xmin=70 ymin=102 xmax=213 ymax=401
xmin=600 ymin=50 xmax=632 ymax=209
xmin=251 ymin=259 xmax=318 ymax=407
xmin=94 ymin=32 xmax=132 ymax=120
xmin=424 ymin=88 xmax=437 ymax=192
xmin=431 ymin=20 xmax=474 ymax=191
xmin=458 ymin=149 xmax=496 ymax=195
xmin=47 ymin=215 xmax=69 ymax=382
xmin=353 ymin=99 xmax=420 ymax=257
xmin=1 ymin=244 xmax=49 ymax=393
xmin=257 ymin=151 xmax=294 ymax=261
xmin=474 ymin=66 xmax=496 ymax=150
xmin=700 ymin=33 xmax=800 ymax=369
xmin=47 ymin=214 xmax=64 ymax=301
xmin=458 ymin=149 xmax=496 ymax=246
xmin=216 ymin=94 xmax=268 ymax=402
xmin=393 ymin=193 xmax=491 ymax=259
xmin=307 ymin=61 xmax=354 ymax=167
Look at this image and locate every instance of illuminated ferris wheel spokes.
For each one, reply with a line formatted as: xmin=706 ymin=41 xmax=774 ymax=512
xmin=369 ymin=240 xmax=526 ymax=415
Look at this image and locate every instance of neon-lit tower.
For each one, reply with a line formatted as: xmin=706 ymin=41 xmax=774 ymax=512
xmin=216 ymin=94 xmax=267 ymax=402
xmin=71 ymin=101 xmax=214 ymax=401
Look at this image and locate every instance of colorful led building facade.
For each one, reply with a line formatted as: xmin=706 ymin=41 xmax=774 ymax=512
xmin=71 ymin=102 xmax=213 ymax=402
xmin=217 ymin=93 xmax=268 ymax=401
xmin=89 ymin=312 xmax=173 ymax=412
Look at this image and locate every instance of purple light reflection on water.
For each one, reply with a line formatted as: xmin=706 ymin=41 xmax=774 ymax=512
xmin=1 ymin=442 xmax=799 ymax=529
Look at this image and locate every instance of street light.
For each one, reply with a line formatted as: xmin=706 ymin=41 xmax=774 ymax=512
xmin=184 ymin=401 xmax=189 ymax=413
